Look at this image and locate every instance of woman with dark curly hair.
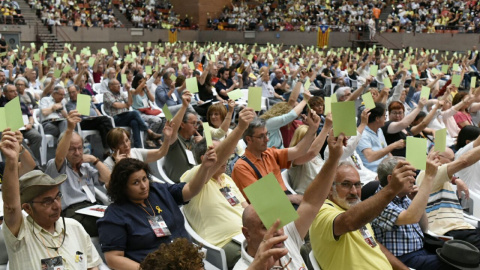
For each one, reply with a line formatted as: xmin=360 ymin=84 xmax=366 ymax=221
xmin=97 ymin=151 xmax=217 ymax=270
xmin=140 ymin=238 xmax=205 ymax=270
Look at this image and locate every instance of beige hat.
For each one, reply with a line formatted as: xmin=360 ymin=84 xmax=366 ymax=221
xmin=19 ymin=170 xmax=67 ymax=204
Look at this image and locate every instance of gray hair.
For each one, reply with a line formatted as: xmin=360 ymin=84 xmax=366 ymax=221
xmin=43 ymin=77 xmax=52 ymax=88
xmin=192 ymin=138 xmax=219 ymax=164
xmin=58 ymin=130 xmax=81 ymax=144
xmin=14 ymin=77 xmax=29 ymax=88
xmin=333 ymin=161 xmax=358 ymax=185
xmin=377 ymin=156 xmax=405 ymax=187
xmin=182 ymin=111 xmax=198 ymax=123
xmin=242 ymin=117 xmax=266 ymax=143
xmin=336 ymin=87 xmax=351 ymax=100
xmin=52 ymin=85 xmax=64 ymax=94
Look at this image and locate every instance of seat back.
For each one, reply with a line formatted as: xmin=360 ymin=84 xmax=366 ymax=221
xmin=156 ymin=158 xmax=175 ymax=184
xmin=309 ymin=251 xmax=321 ymax=270
xmin=281 ymin=170 xmax=297 ymax=194
xmin=180 ymin=207 xmax=228 ymax=270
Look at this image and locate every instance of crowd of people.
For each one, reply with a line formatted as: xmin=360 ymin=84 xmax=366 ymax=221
xmin=0 ymin=0 xmax=24 ymax=25
xmin=117 ymin=0 xmax=195 ymax=30
xmin=207 ymin=0 xmax=480 ymax=35
xmin=29 ymin=0 xmax=123 ymax=28
xmin=207 ymin=0 xmax=384 ymax=32
xmin=2 ymin=39 xmax=480 ymax=269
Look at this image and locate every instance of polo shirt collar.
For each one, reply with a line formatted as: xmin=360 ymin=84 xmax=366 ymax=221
xmin=244 ymin=148 xmax=267 ymax=162
xmin=27 ymin=215 xmax=67 ymax=237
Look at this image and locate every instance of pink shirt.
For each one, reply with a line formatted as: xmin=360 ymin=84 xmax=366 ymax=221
xmin=453 ymin=111 xmax=472 ymax=129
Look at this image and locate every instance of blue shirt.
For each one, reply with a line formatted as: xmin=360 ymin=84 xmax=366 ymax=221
xmin=371 ymin=185 xmax=424 ymax=257
xmin=97 ymin=182 xmax=190 ymax=263
xmin=155 ymin=82 xmax=181 ymax=108
xmin=356 ymin=126 xmax=388 ymax=172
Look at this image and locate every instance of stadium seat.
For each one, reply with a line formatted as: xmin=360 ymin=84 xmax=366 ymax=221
xmin=180 ymin=207 xmax=228 ymax=270
xmin=100 ymin=104 xmax=144 ymax=148
xmin=281 ymin=170 xmax=297 ymax=195
xmin=309 ymin=250 xmax=321 ymax=270
xmin=156 ymin=158 xmax=175 ymax=184
xmin=32 ymin=109 xmax=54 ymax=165
xmin=76 ymin=123 xmax=101 ymax=146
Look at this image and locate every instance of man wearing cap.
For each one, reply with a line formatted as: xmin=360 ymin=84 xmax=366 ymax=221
xmin=0 ymin=129 xmax=102 ymax=270
xmin=44 ymin=110 xmax=111 ymax=236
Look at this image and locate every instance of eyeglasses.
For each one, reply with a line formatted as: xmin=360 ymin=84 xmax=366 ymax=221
xmin=31 ymin=192 xmax=63 ymax=207
xmin=334 ymin=181 xmax=363 ymax=190
xmin=186 ymin=121 xmax=201 ymax=127
xmin=390 ymin=111 xmax=404 ymax=116
xmin=15 ymin=84 xmax=25 ymax=87
xmin=68 ymin=146 xmax=83 ymax=153
xmin=250 ymin=134 xmax=269 ymax=140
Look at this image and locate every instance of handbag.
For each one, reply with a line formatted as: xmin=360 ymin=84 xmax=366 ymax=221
xmin=138 ymin=107 xmax=161 ymax=116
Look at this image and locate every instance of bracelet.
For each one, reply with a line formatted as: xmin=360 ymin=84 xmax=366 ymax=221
xmin=19 ymin=146 xmax=25 ymax=155
xmin=93 ymin=158 xmax=100 ymax=166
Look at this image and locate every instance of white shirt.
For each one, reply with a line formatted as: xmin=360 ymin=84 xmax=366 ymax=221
xmin=455 ymin=142 xmax=480 ymax=194
xmin=2 ymin=215 xmax=102 ymax=270
xmin=233 ymin=222 xmax=307 ymax=270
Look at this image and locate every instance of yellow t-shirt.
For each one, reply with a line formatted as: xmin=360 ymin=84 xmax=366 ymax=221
xmin=181 ymin=165 xmax=246 ymax=247
xmin=310 ymin=199 xmax=392 ymax=270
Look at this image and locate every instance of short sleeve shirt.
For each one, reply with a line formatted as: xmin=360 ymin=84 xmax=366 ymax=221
xmin=97 ymin=182 xmax=189 ymax=263
xmin=231 ymin=148 xmax=290 ymax=198
xmin=45 ymin=158 xmax=100 ymax=210
xmin=356 ymin=126 xmax=388 ymax=172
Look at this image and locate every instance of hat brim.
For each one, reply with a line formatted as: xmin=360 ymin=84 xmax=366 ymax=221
xmin=20 ymin=174 xmax=67 ymax=204
xmin=436 ymin=248 xmax=480 ymax=270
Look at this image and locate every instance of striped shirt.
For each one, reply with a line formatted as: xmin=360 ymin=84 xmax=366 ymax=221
xmin=416 ymin=164 xmax=474 ymax=235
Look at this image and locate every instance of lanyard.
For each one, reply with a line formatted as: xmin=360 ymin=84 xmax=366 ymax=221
xmin=137 ymin=199 xmax=162 ymax=216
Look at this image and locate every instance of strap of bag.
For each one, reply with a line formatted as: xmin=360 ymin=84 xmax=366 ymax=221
xmin=240 ymin=156 xmax=262 ymax=180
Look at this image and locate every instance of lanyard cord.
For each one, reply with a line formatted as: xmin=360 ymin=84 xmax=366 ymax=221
xmin=32 ymin=215 xmax=66 ymax=255
xmin=137 ymin=199 xmax=156 ymax=217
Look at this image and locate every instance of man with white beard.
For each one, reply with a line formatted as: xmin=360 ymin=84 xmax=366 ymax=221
xmin=309 ymin=161 xmax=414 ymax=270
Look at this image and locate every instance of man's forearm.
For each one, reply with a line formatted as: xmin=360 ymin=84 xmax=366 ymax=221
xmin=341 ymin=186 xmax=398 ymax=232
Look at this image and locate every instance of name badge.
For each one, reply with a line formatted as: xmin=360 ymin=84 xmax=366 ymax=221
xmin=171 ymin=93 xmax=178 ymax=102
xmin=351 ymin=155 xmax=362 ymax=170
xmin=147 ymin=215 xmax=172 ymax=238
xmin=82 ymin=184 xmax=96 ymax=203
xmin=185 ymin=149 xmax=196 ymax=165
xmin=359 ymin=225 xmax=377 ymax=248
xmin=41 ymin=256 xmax=64 ymax=270
xmin=219 ymin=186 xmax=240 ymax=206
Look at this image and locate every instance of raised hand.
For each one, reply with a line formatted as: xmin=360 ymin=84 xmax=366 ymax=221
xmin=425 ymin=150 xmax=441 ymax=178
xmin=66 ymin=110 xmax=82 ymax=130
xmin=228 ymin=99 xmax=236 ymax=112
xmin=248 ymin=219 xmax=289 ymax=270
xmin=327 ymin=129 xmax=345 ymax=160
xmin=182 ymin=90 xmax=192 ymax=105
xmin=113 ymin=149 xmax=128 ymax=162
xmin=388 ymin=160 xmax=417 ymax=193
xmin=0 ymin=129 xmax=20 ymax=160
xmin=201 ymin=146 xmax=217 ymax=168
xmin=162 ymin=121 xmax=174 ymax=141
xmin=238 ymin=108 xmax=256 ymax=130
xmin=393 ymin=139 xmax=406 ymax=149
xmin=418 ymin=97 xmax=427 ymax=108
xmin=360 ymin=108 xmax=371 ymax=126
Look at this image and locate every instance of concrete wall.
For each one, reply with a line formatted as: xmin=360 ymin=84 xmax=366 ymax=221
xmin=7 ymin=25 xmax=480 ymax=53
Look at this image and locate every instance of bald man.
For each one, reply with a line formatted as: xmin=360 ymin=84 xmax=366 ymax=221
xmin=44 ymin=110 xmax=111 ymax=236
xmin=417 ymin=147 xmax=480 ymax=249
xmin=233 ymin=131 xmax=346 ymax=269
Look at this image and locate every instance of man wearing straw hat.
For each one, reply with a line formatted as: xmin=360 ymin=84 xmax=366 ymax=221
xmin=0 ymin=129 xmax=102 ymax=269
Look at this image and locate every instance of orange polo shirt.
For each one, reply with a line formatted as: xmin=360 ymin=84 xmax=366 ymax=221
xmin=231 ymin=147 xmax=290 ymax=199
